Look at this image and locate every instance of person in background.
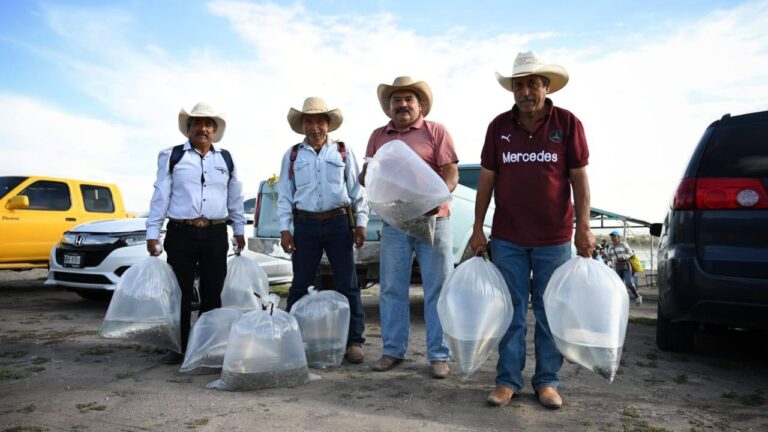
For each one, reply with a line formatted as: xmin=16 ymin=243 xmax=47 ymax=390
xmin=606 ymin=231 xmax=642 ymax=305
xmin=277 ymin=97 xmax=369 ymax=364
xmin=146 ymin=102 xmax=245 ymax=365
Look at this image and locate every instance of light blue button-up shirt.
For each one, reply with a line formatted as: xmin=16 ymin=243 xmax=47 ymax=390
xmin=146 ymin=141 xmax=245 ymax=240
xmin=277 ymin=136 xmax=369 ymax=232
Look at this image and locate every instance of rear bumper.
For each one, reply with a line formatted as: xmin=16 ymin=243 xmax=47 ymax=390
xmin=658 ymin=248 xmax=768 ymax=329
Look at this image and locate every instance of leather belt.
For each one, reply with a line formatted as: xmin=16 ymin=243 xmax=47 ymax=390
xmin=169 ymin=218 xmax=227 ymax=228
xmin=293 ymin=207 xmax=347 ymax=221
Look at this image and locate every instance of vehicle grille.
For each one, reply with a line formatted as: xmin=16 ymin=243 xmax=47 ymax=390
xmin=55 ymin=243 xmax=123 ymax=268
xmin=53 ymin=272 xmax=113 ymax=285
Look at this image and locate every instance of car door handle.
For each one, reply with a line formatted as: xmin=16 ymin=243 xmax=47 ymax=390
xmin=66 ymin=217 xmax=77 ymax=221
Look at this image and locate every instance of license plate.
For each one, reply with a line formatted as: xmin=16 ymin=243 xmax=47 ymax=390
xmin=63 ymin=253 xmax=83 ymax=268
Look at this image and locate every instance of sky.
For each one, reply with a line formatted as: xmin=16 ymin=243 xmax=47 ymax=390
xmin=2 ymin=0 xmax=768 ymax=225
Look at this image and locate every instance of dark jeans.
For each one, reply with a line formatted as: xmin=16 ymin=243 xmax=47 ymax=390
xmin=164 ymin=221 xmax=228 ymax=352
xmin=286 ymin=214 xmax=365 ymax=346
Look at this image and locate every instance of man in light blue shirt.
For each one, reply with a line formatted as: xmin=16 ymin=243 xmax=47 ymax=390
xmin=277 ymin=97 xmax=369 ymax=364
xmin=146 ymin=102 xmax=245 ymax=365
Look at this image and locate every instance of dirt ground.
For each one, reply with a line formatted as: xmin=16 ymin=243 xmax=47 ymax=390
xmin=1 ymin=270 xmax=767 ymax=432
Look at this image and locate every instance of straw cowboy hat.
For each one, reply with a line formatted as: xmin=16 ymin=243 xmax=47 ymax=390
xmin=287 ymin=97 xmax=343 ymax=134
xmin=495 ymin=51 xmax=569 ymax=94
xmin=377 ymin=76 xmax=433 ymax=118
xmin=178 ymin=102 xmax=227 ymax=143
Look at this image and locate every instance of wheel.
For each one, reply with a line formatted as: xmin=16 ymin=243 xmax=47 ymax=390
xmin=656 ymin=302 xmax=696 ymax=352
xmin=73 ymin=289 xmax=113 ymax=302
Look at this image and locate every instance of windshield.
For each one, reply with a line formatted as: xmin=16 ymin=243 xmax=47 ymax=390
xmin=0 ymin=176 xmax=27 ymax=200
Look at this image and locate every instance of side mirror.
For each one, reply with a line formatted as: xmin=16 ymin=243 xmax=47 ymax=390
xmin=649 ymin=223 xmax=663 ymax=237
xmin=5 ymin=195 xmax=30 ymax=210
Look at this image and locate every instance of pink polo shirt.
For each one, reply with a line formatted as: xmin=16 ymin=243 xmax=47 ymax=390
xmin=366 ymin=115 xmax=459 ymax=217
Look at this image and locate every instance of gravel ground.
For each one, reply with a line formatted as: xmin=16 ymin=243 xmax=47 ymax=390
xmin=1 ymin=269 xmax=767 ymax=432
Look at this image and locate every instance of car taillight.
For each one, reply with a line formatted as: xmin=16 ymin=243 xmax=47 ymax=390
xmin=253 ymin=193 xmax=263 ymax=227
xmin=673 ymin=178 xmax=768 ymax=210
xmin=673 ymin=178 xmax=697 ymax=210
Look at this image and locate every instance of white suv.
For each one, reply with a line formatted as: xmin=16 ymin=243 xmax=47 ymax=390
xmin=46 ymin=213 xmax=292 ymax=300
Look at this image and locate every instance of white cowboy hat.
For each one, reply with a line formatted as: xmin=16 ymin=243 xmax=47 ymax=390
xmin=287 ymin=97 xmax=343 ymax=135
xmin=495 ymin=51 xmax=569 ymax=94
xmin=178 ymin=102 xmax=227 ymax=143
xmin=376 ymin=76 xmax=433 ymax=118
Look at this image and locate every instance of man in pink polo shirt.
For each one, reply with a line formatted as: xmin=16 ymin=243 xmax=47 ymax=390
xmin=359 ymin=76 xmax=459 ymax=379
xmin=470 ymin=52 xmax=596 ymax=409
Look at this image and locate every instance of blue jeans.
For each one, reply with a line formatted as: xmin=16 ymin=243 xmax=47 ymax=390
xmin=286 ymin=214 xmax=365 ymax=346
xmin=379 ymin=218 xmax=452 ymax=361
xmin=491 ymin=238 xmax=572 ymax=391
xmin=616 ymin=268 xmax=639 ymax=299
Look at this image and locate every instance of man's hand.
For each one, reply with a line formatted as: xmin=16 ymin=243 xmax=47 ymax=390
xmin=469 ymin=226 xmax=488 ymax=254
xmin=353 ymin=227 xmax=366 ymax=248
xmin=574 ymin=225 xmax=596 ymax=258
xmin=358 ymin=163 xmax=367 ymax=187
xmin=147 ymin=239 xmax=162 ymax=256
xmin=423 ymin=206 xmax=440 ymax=216
xmin=234 ymin=235 xmax=245 ymax=253
xmin=280 ymin=231 xmax=296 ymax=254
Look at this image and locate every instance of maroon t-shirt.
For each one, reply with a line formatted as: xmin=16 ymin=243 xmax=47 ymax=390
xmin=480 ymin=99 xmax=589 ymax=246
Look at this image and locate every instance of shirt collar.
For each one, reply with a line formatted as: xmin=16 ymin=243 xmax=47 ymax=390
xmin=183 ymin=141 xmax=219 ymax=153
xmin=509 ymin=98 xmax=554 ymax=121
xmin=300 ymin=135 xmax=333 ymax=150
xmin=385 ymin=114 xmax=425 ymax=134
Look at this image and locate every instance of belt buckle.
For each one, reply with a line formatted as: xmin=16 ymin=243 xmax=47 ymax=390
xmin=192 ymin=218 xmax=209 ymax=228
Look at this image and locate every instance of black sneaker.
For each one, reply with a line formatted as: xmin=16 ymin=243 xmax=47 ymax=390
xmin=162 ymin=350 xmax=184 ymax=365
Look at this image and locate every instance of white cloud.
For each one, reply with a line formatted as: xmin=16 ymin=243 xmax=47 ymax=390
xmin=4 ymin=0 xmax=768 ymax=224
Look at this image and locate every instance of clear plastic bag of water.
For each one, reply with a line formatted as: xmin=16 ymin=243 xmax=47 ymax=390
xmin=99 ymin=257 xmax=182 ymax=352
xmin=180 ymin=307 xmax=241 ymax=374
xmin=543 ymin=256 xmax=629 ymax=382
xmin=207 ymin=306 xmax=309 ymax=391
xmin=366 ymin=140 xmax=450 ymax=244
xmin=220 ymin=255 xmax=268 ymax=312
xmin=290 ymin=286 xmax=350 ymax=369
xmin=437 ymin=256 xmax=514 ymax=379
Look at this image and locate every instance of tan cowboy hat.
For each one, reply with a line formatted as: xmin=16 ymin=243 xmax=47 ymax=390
xmin=495 ymin=51 xmax=569 ymax=94
xmin=376 ymin=76 xmax=433 ymax=118
xmin=287 ymin=97 xmax=343 ymax=134
xmin=178 ymin=102 xmax=227 ymax=143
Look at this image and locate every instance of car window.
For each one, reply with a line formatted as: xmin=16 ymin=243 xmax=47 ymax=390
xmin=458 ymin=167 xmax=480 ymax=190
xmin=0 ymin=176 xmax=27 ymax=200
xmin=80 ymin=184 xmax=115 ymax=213
xmin=244 ymin=198 xmax=256 ymax=214
xmin=698 ymin=122 xmax=768 ymax=177
xmin=19 ymin=180 xmax=71 ymax=211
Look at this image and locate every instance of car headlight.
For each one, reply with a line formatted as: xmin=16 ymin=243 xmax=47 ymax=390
xmin=120 ymin=233 xmax=147 ymax=246
xmin=60 ymin=232 xmax=75 ymax=244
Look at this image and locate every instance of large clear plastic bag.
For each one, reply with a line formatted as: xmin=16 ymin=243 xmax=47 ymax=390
xmin=290 ymin=286 xmax=350 ymax=369
xmin=180 ymin=308 xmax=242 ymax=375
xmin=220 ymin=255 xmax=268 ymax=312
xmin=207 ymin=306 xmax=309 ymax=391
xmin=99 ymin=257 xmax=182 ymax=352
xmin=366 ymin=140 xmax=451 ymax=244
xmin=544 ymin=256 xmax=630 ymax=382
xmin=437 ymin=256 xmax=514 ymax=379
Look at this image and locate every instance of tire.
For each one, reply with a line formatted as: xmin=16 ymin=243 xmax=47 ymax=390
xmin=315 ymin=274 xmax=336 ymax=291
xmin=73 ymin=289 xmax=113 ymax=302
xmin=656 ymin=302 xmax=696 ymax=352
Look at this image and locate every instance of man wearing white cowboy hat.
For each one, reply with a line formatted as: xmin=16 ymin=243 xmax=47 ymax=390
xmin=146 ymin=102 xmax=245 ymax=365
xmin=470 ymin=51 xmax=596 ymax=409
xmin=360 ymin=76 xmax=459 ymax=379
xmin=276 ymin=96 xmax=369 ymax=364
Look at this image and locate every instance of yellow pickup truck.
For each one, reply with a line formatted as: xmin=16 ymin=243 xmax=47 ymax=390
xmin=1 ymin=176 xmax=130 ymax=270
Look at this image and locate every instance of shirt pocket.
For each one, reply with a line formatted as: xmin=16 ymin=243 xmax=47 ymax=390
xmin=294 ymin=160 xmax=312 ymax=188
xmin=211 ymin=164 xmax=230 ymax=186
xmin=325 ymin=157 xmax=345 ymax=186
